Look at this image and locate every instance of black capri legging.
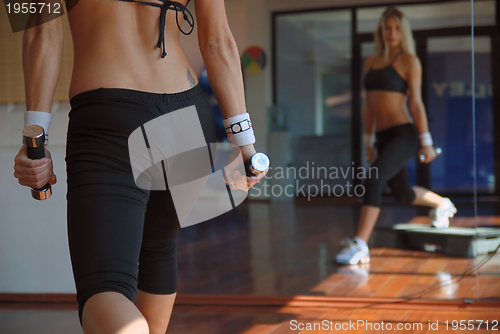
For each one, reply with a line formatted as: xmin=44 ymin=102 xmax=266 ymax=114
xmin=66 ymin=85 xmax=216 ymax=323
xmin=363 ymin=123 xmax=420 ymax=207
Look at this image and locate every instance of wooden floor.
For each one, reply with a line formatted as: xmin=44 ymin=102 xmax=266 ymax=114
xmin=1 ymin=301 xmax=499 ymax=333
xmin=175 ymin=201 xmax=500 ymax=299
xmin=1 ymin=199 xmax=499 ymax=333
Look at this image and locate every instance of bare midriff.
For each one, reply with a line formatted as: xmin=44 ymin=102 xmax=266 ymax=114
xmin=365 ymin=91 xmax=412 ymax=132
xmin=67 ymin=0 xmax=197 ymax=100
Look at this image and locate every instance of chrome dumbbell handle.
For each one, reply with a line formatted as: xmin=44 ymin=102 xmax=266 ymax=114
xmin=23 ymin=125 xmax=52 ymax=200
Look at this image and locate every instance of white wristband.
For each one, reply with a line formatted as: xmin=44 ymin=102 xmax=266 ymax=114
xmin=24 ymin=111 xmax=51 ymax=144
xmin=223 ymin=112 xmax=256 ymax=146
xmin=363 ymin=133 xmax=375 ymax=147
xmin=419 ymin=132 xmax=433 ymax=147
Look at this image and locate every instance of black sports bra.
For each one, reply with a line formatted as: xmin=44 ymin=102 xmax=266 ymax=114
xmin=119 ymin=0 xmax=194 ymax=58
xmin=363 ymin=54 xmax=408 ymax=94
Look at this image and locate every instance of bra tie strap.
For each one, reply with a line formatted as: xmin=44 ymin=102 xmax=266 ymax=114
xmin=119 ymin=0 xmax=194 ymax=58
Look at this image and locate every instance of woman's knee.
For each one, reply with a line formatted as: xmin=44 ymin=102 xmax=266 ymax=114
xmin=135 ymin=290 xmax=177 ymax=334
xmin=394 ymin=188 xmax=416 ymax=204
xmin=363 ymin=178 xmax=382 ymax=207
xmin=114 ymin=317 xmax=149 ymax=334
xmin=76 ymin=270 xmax=138 ymax=324
xmin=82 ymin=292 xmax=149 ymax=334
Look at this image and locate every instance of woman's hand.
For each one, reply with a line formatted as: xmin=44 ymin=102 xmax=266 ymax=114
xmin=365 ymin=144 xmax=377 ymax=164
xmin=14 ymin=145 xmax=57 ymax=188
xmin=225 ymin=144 xmax=268 ymax=191
xmin=418 ymin=145 xmax=438 ymax=164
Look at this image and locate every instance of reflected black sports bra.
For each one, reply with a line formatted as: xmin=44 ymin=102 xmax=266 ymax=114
xmin=363 ymin=54 xmax=408 ymax=94
xmin=119 ymin=0 xmax=194 ymax=58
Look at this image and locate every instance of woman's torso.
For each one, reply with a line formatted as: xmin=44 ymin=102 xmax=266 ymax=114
xmin=67 ymin=0 xmax=197 ymax=99
xmin=363 ymin=54 xmax=413 ymax=132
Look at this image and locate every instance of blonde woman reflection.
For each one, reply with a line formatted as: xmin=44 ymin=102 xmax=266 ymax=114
xmin=336 ymin=7 xmax=456 ymax=265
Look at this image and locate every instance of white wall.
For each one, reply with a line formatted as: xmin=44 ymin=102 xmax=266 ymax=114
xmin=0 ymin=0 xmax=431 ymax=294
xmin=0 ymin=103 xmax=74 ymax=293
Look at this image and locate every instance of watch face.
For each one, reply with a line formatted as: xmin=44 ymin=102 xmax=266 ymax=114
xmin=232 ymin=123 xmax=242 ymax=133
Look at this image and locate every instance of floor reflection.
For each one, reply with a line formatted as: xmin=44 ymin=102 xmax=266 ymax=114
xmin=176 ymin=199 xmax=500 ymax=300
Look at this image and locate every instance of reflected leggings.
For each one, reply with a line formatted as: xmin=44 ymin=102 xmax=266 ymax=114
xmin=363 ymin=123 xmax=420 ymax=207
xmin=66 ymin=85 xmax=215 ymax=323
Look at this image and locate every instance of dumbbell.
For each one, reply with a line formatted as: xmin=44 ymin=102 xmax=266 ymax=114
xmin=22 ymin=125 xmax=52 ymax=200
xmin=419 ymin=147 xmax=442 ymax=162
xmin=244 ymin=152 xmax=270 ymax=177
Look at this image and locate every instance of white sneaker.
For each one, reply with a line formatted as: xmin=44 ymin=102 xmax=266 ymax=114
xmin=430 ymin=198 xmax=457 ymax=228
xmin=335 ymin=238 xmax=370 ymax=265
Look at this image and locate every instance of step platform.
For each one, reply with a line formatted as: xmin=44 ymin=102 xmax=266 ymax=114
xmin=374 ymin=224 xmax=500 ymax=258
